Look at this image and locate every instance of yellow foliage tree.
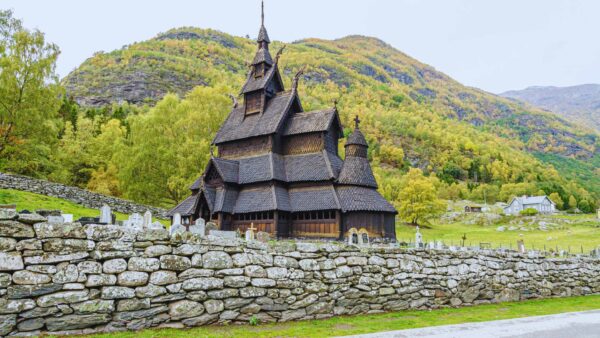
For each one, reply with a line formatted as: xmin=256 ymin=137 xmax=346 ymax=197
xmin=398 ymin=168 xmax=446 ymax=225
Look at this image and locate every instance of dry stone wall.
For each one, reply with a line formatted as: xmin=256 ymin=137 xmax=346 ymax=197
xmin=0 ymin=173 xmax=167 ymax=218
xmin=1 ymin=213 xmax=600 ymax=336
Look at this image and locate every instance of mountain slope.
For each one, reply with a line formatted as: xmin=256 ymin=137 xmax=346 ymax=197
xmin=61 ymin=27 xmax=599 ymax=200
xmin=501 ymin=84 xmax=600 ymax=132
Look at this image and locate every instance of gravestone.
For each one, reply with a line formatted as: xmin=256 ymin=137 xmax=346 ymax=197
xmin=99 ymin=205 xmax=112 ymax=224
xmin=210 ymin=230 xmax=238 ymax=239
xmin=415 ymin=226 xmax=423 ymax=248
xmin=62 ymin=214 xmax=73 ymax=223
xmin=124 ymin=213 xmax=144 ymax=230
xmin=358 ymin=229 xmax=369 ymax=247
xmin=47 ymin=215 xmax=64 ymax=224
xmin=206 ymin=222 xmax=218 ymax=233
xmin=170 ymin=223 xmax=185 ymax=236
xmin=347 ymin=228 xmax=359 ymax=245
xmin=189 ymin=218 xmax=206 ymax=236
xmin=142 ymin=211 xmax=152 ymax=228
xmin=256 ymin=231 xmax=270 ymax=243
xmin=245 ymin=223 xmax=257 ymax=241
xmin=436 ymin=241 xmax=444 ymax=250
xmin=172 ymin=213 xmax=182 ymax=226
xmin=429 ymin=241 xmax=435 ymax=249
xmin=517 ymin=240 xmax=526 ymax=253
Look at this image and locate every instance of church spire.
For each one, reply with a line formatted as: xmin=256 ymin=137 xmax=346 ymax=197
xmin=257 ymin=1 xmax=270 ymax=45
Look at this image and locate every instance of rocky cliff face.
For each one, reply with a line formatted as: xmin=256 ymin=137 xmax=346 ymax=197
xmin=501 ymin=84 xmax=600 ymax=132
xmin=1 ymin=209 xmax=599 ymax=336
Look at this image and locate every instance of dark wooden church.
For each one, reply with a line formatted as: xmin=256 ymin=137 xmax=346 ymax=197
xmin=168 ymin=4 xmax=397 ymax=240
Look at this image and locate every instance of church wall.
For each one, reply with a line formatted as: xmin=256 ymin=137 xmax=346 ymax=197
xmin=282 ymin=133 xmax=324 ymax=155
xmin=342 ymin=211 xmax=395 ymax=239
xmin=1 ymin=216 xmax=598 ymax=335
xmin=218 ymin=136 xmax=272 ymax=159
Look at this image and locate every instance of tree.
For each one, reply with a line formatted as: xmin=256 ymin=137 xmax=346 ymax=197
xmin=0 ymin=10 xmax=61 ymax=175
xmin=398 ymin=168 xmax=446 ymax=225
xmin=548 ymin=192 xmax=563 ymax=210
xmin=568 ymin=195 xmax=577 ymax=209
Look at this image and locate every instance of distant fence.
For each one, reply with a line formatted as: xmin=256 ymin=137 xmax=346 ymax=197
xmin=0 ymin=172 xmax=168 ymax=218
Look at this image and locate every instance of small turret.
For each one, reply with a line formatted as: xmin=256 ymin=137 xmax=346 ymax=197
xmin=337 ymin=115 xmax=377 ymax=188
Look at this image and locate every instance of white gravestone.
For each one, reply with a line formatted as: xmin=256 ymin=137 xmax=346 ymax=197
xmin=62 ymin=214 xmax=73 ymax=223
xmin=189 ymin=218 xmax=206 ymax=236
xmin=170 ymin=213 xmax=183 ymax=236
xmin=149 ymin=221 xmax=165 ymax=230
xmin=415 ymin=226 xmax=423 ymax=248
xmin=99 ymin=205 xmax=112 ymax=224
xmin=142 ymin=211 xmax=152 ymax=228
xmin=245 ymin=223 xmax=257 ymax=241
xmin=517 ymin=240 xmax=526 ymax=253
xmin=126 ymin=213 xmax=143 ymax=230
xmin=47 ymin=215 xmax=64 ymax=224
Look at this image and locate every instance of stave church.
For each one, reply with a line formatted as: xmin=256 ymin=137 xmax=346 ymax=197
xmin=168 ymin=4 xmax=397 ymax=240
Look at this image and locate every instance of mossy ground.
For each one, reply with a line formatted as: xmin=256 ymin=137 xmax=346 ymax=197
xmin=57 ymin=295 xmax=600 ymax=338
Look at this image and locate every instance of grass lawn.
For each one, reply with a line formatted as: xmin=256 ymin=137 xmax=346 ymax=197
xmin=0 ymin=188 xmax=163 ymax=222
xmin=56 ymin=295 xmax=600 ymax=338
xmin=395 ymin=215 xmax=600 ymax=253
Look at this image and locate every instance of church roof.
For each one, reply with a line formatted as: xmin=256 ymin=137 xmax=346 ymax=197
xmin=213 ymin=91 xmax=296 ymax=144
xmin=251 ymin=46 xmax=273 ymax=65
xmin=346 ymin=128 xmax=368 ymax=147
xmin=214 ymin=187 xmax=238 ymax=213
xmin=257 ymin=25 xmax=270 ymax=43
xmin=283 ymin=108 xmax=342 ymax=136
xmin=167 ymin=194 xmax=199 ymax=216
xmin=240 ymin=56 xmax=282 ymax=94
xmin=337 ymin=155 xmax=378 ymax=188
xmin=207 ymin=157 xmax=239 ymax=183
xmin=233 ymin=185 xmax=290 ymax=213
xmin=288 ymin=185 xmax=340 ymax=212
xmin=336 ymin=186 xmax=396 ymax=213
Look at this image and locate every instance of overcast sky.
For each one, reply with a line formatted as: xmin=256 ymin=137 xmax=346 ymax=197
xmin=3 ymin=0 xmax=599 ymax=93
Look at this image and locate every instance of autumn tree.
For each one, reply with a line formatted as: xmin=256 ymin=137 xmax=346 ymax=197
xmin=568 ymin=195 xmax=577 ymax=210
xmin=548 ymin=192 xmax=563 ymax=210
xmin=0 ymin=10 xmax=61 ymax=175
xmin=398 ymin=168 xmax=446 ymax=225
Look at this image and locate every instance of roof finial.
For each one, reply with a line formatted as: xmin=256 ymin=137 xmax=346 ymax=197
xmin=292 ymin=65 xmax=307 ymax=91
xmin=354 ymin=115 xmax=361 ymax=129
xmin=333 ymin=99 xmax=338 ymax=111
xmin=261 ymin=0 xmax=265 ymax=26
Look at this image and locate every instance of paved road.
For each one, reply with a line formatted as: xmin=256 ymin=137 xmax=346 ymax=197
xmin=340 ymin=310 xmax=600 ymax=338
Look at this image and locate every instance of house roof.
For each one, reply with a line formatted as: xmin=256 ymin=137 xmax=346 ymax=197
xmin=288 ymin=185 xmax=340 ymax=212
xmin=507 ymin=195 xmax=554 ymax=206
xmin=337 ymin=155 xmax=378 ymax=188
xmin=336 ymin=186 xmax=396 ymax=213
xmin=213 ymin=91 xmax=296 ymax=144
xmin=283 ymin=108 xmax=342 ymax=136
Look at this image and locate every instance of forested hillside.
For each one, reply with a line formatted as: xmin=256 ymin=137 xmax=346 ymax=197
xmin=2 ymin=15 xmax=598 ymax=211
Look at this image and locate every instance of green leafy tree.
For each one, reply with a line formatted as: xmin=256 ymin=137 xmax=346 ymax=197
xmin=398 ymin=168 xmax=446 ymax=225
xmin=548 ymin=192 xmax=563 ymax=210
xmin=568 ymin=195 xmax=577 ymax=209
xmin=0 ymin=10 xmax=61 ymax=175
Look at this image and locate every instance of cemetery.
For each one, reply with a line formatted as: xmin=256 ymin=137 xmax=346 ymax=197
xmin=1 ymin=203 xmax=600 ymax=336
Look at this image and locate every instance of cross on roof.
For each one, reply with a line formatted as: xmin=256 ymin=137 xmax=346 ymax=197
xmin=354 ymin=115 xmax=361 ymax=129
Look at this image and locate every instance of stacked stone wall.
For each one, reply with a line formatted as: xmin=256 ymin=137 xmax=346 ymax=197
xmin=1 ymin=213 xmax=599 ymax=336
xmin=0 ymin=173 xmax=167 ymax=218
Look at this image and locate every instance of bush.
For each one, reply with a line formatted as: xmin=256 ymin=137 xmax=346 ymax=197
xmin=519 ymin=208 xmax=538 ymax=216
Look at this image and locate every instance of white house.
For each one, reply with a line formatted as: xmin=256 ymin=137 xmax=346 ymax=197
xmin=503 ymin=195 xmax=556 ymax=215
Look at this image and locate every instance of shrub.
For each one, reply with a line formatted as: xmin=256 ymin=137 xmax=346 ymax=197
xmin=519 ymin=208 xmax=538 ymax=216
xmin=249 ymin=315 xmax=260 ymax=326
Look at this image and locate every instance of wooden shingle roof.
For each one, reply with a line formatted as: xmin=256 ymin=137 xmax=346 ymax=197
xmin=283 ymin=108 xmax=342 ymax=136
xmin=336 ymin=186 xmax=396 ymax=213
xmin=346 ymin=128 xmax=368 ymax=146
xmin=167 ymin=194 xmax=200 ymax=216
xmin=337 ymin=155 xmax=378 ymax=188
xmin=213 ymin=91 xmax=296 ymax=144
xmin=288 ymin=185 xmax=340 ymax=212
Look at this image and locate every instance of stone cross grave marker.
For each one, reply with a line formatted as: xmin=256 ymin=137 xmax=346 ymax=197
xmin=142 ymin=211 xmax=152 ymax=228
xmin=245 ymin=223 xmax=257 ymax=241
xmin=189 ymin=218 xmax=206 ymax=236
xmin=99 ymin=204 xmax=112 ymax=224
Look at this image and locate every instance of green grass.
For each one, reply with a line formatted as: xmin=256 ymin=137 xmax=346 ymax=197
xmin=395 ymin=214 xmax=600 ymax=252
xmin=1 ymin=188 xmax=135 ymax=222
xmin=59 ymin=295 xmax=600 ymax=338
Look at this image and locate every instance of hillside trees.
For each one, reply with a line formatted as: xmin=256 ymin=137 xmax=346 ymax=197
xmin=548 ymin=192 xmax=564 ymax=210
xmin=0 ymin=10 xmax=61 ymax=175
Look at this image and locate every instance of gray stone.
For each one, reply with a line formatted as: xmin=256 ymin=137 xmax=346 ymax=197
xmin=0 ymin=298 xmax=36 ymax=314
xmin=274 ymin=256 xmax=299 ymax=268
xmin=17 ymin=317 xmax=45 ymax=331
xmin=347 ymin=256 xmax=368 ymax=266
xmin=0 ymin=220 xmax=34 ymax=237
xmin=37 ymin=290 xmax=89 ymax=307
xmin=145 ymin=244 xmax=172 ymax=257
xmin=202 ymin=251 xmax=233 ymax=269
xmin=240 ymin=286 xmax=267 ymax=298
xmin=135 ymin=284 xmax=167 ymax=298
xmin=204 ymin=299 xmax=224 ymax=314
xmin=182 ymin=313 xmax=218 ymax=327
xmin=113 ymin=305 xmax=168 ymax=321
xmin=20 ymin=306 xmax=60 ymax=318
xmin=117 ymin=298 xmax=150 ymax=312
xmin=0 ymin=237 xmax=16 ymax=251
xmin=86 ymin=274 xmax=117 ymax=287
xmin=244 ymin=265 xmax=267 ymax=277
xmin=78 ymin=261 xmax=102 ymax=274
xmin=182 ymin=277 xmax=223 ymax=291
xmin=290 ymin=294 xmax=318 ymax=309
xmin=0 ymin=207 xmax=17 ymax=220
xmin=150 ymin=270 xmax=178 ymax=285
xmin=251 ymin=278 xmax=276 ymax=287
xmin=71 ymin=299 xmax=115 ymax=314
xmin=160 ymin=255 xmax=192 ymax=271
xmin=0 ymin=273 xmax=10 ymax=287
xmin=103 ymin=258 xmax=127 ymax=274
xmin=169 ymin=300 xmax=205 ymax=320
xmin=0 ymin=252 xmax=24 ymax=271
xmin=173 ymin=243 xmax=206 ymax=256
xmin=179 ymin=268 xmax=214 ymax=279
xmin=296 ymin=242 xmax=319 ymax=253
xmin=0 ymin=314 xmax=16 ymax=335
xmin=101 ymin=286 xmax=135 ymax=299
xmin=118 ymin=271 xmax=149 ymax=286
xmin=52 ymin=264 xmax=79 ymax=283
xmin=266 ymin=267 xmax=288 ymax=279
xmin=45 ymin=313 xmax=112 ymax=331
xmin=24 ymin=251 xmax=89 ymax=264
xmin=12 ymin=270 xmax=51 ymax=284
xmin=34 ymin=222 xmax=86 ymax=238
xmin=299 ymin=259 xmax=319 ymax=271
xmin=7 ymin=283 xmax=62 ymax=299
xmin=137 ymin=229 xmax=170 ymax=241
xmin=224 ymin=275 xmax=250 ymax=288
xmin=281 ymin=309 xmax=307 ymax=321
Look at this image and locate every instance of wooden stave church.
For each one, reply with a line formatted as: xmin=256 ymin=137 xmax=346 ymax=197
xmin=168 ymin=5 xmax=397 ymax=240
